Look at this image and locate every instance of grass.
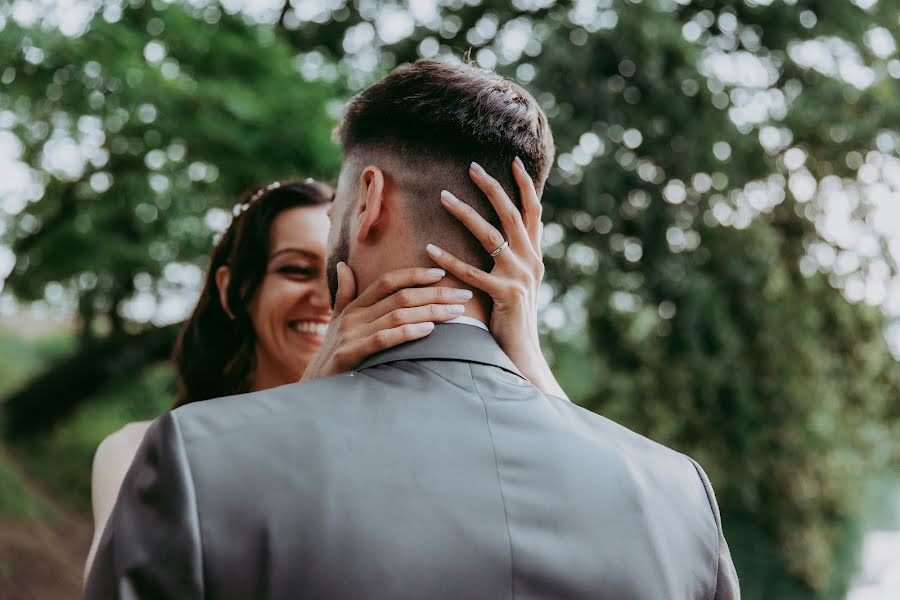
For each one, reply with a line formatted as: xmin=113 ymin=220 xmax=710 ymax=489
xmin=13 ymin=362 xmax=175 ymax=512
xmin=0 ymin=450 xmax=55 ymax=521
xmin=0 ymin=331 xmax=74 ymax=521
xmin=0 ymin=329 xmax=173 ymax=515
xmin=0 ymin=331 xmax=74 ymax=395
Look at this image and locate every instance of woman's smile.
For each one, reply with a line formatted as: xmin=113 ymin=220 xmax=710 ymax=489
xmin=287 ymin=320 xmax=330 ymax=345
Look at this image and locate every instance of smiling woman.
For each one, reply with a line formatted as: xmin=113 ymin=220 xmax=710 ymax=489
xmin=243 ymin=204 xmax=333 ymax=390
xmin=174 ymin=179 xmax=334 ymax=407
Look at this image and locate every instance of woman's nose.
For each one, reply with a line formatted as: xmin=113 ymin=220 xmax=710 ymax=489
xmin=308 ymin=281 xmax=333 ymax=312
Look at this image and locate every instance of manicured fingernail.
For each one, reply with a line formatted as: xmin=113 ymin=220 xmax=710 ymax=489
xmin=426 ymin=268 xmax=445 ymax=278
xmin=514 ymin=156 xmax=524 ymax=169
xmin=415 ymin=322 xmax=435 ymax=334
xmin=446 ymin=304 xmax=465 ymax=314
xmin=452 ymin=289 xmax=474 ymax=300
xmin=426 ymin=243 xmax=443 ymax=257
xmin=440 ymin=190 xmax=460 ymax=205
xmin=470 ymin=161 xmax=485 ymax=176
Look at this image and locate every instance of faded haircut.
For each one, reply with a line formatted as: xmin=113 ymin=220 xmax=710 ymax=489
xmin=336 ymin=58 xmax=555 ymax=271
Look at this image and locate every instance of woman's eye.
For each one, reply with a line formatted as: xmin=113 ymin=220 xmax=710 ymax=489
xmin=277 ymin=265 xmax=314 ymax=277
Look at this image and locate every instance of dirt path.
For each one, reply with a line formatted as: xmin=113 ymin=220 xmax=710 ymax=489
xmin=0 ymin=511 xmax=91 ymax=600
xmin=0 ymin=449 xmax=92 ymax=600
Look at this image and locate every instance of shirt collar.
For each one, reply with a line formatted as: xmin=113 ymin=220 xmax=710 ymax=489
xmin=356 ymin=323 xmax=524 ymax=379
xmin=444 ymin=315 xmax=489 ymax=331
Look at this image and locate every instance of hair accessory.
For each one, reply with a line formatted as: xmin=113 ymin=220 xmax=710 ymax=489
xmin=236 ymin=181 xmax=282 ymax=214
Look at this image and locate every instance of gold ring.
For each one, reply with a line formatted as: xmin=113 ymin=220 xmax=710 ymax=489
xmin=489 ymin=240 xmax=509 ymax=257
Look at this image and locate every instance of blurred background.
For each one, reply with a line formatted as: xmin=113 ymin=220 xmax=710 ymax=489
xmin=1 ymin=0 xmax=900 ymax=598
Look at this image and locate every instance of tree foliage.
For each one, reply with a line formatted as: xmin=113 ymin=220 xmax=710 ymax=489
xmin=0 ymin=1 xmax=340 ymax=338
xmin=2 ymin=1 xmax=900 ymax=596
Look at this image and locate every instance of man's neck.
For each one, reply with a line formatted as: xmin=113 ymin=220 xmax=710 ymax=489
xmin=353 ymin=258 xmax=490 ymax=325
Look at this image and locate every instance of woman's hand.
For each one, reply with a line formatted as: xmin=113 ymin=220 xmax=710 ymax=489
xmin=424 ymin=158 xmax=567 ymax=400
xmin=301 ymin=265 xmax=473 ymax=380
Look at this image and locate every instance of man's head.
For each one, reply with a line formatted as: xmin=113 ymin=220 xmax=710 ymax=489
xmin=326 ymin=59 xmax=554 ymax=303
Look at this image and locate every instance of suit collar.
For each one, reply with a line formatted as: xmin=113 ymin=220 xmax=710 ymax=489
xmin=356 ymin=323 xmax=525 ymax=380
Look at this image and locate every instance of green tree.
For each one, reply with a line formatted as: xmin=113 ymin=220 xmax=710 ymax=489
xmin=0 ymin=2 xmax=340 ymax=341
xmin=3 ymin=1 xmax=900 ymax=596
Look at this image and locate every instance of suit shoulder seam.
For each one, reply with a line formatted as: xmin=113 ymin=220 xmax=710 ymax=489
xmin=687 ymin=456 xmax=720 ymax=600
xmin=468 ymin=363 xmax=515 ymax=599
xmin=170 ymin=412 xmax=207 ymax=597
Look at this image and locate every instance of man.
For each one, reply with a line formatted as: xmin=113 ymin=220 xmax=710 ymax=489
xmin=85 ymin=59 xmax=739 ymax=599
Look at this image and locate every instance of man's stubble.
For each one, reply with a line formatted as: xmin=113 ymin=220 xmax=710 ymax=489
xmin=326 ymin=211 xmax=351 ymax=309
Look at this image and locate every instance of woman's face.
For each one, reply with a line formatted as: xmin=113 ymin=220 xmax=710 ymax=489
xmin=248 ymin=204 xmax=332 ymax=389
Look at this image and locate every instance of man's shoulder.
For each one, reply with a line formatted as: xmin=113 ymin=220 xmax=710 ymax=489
xmin=551 ymin=399 xmax=721 ymax=545
xmin=169 ymin=372 xmax=367 ymax=444
xmin=554 ymin=397 xmax=677 ymax=452
xmin=552 ymin=397 xmax=705 ymax=489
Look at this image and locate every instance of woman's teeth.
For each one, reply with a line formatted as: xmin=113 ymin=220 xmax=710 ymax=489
xmin=289 ymin=321 xmax=328 ymax=337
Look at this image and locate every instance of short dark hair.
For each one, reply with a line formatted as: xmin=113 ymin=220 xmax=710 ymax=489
xmin=337 ymin=59 xmax=554 ymax=270
xmin=171 ymin=180 xmax=332 ymax=408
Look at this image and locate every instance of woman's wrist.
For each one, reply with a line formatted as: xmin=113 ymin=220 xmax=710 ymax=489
xmin=524 ymin=361 xmax=568 ymax=400
xmin=506 ymin=340 xmax=568 ymax=400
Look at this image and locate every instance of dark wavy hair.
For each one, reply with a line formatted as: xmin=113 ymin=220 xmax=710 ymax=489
xmin=172 ymin=179 xmax=332 ymax=408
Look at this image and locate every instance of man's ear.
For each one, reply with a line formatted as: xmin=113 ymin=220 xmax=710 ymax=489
xmin=356 ymin=165 xmax=386 ymax=245
xmin=214 ymin=266 xmax=235 ymax=320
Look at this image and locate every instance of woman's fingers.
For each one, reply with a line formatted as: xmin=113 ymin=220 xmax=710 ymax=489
xmin=368 ymin=303 xmax=466 ymax=333
xmin=353 ymin=267 xmax=447 ymax=308
xmin=425 ymin=243 xmax=502 ymax=296
xmin=352 ymin=287 xmax=474 ymax=360
xmin=363 ymin=322 xmax=437 ymax=355
xmin=440 ymin=190 xmax=514 ymax=262
xmin=468 ymin=161 xmax=531 ymax=252
xmin=512 ymin=156 xmax=543 ymax=254
xmin=331 ymin=322 xmax=436 ymax=374
xmin=366 ymin=285 xmax=473 ymax=318
xmin=332 ymin=262 xmax=357 ymax=315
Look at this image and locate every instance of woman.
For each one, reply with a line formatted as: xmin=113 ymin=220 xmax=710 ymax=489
xmin=85 ymin=159 xmax=564 ymax=576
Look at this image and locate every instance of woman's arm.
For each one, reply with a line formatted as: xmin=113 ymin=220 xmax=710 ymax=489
xmin=83 ymin=421 xmax=151 ymax=584
xmin=425 ymin=158 xmax=568 ymax=400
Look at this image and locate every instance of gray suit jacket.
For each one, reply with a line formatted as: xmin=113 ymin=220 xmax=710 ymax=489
xmin=85 ymin=324 xmax=739 ymax=599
